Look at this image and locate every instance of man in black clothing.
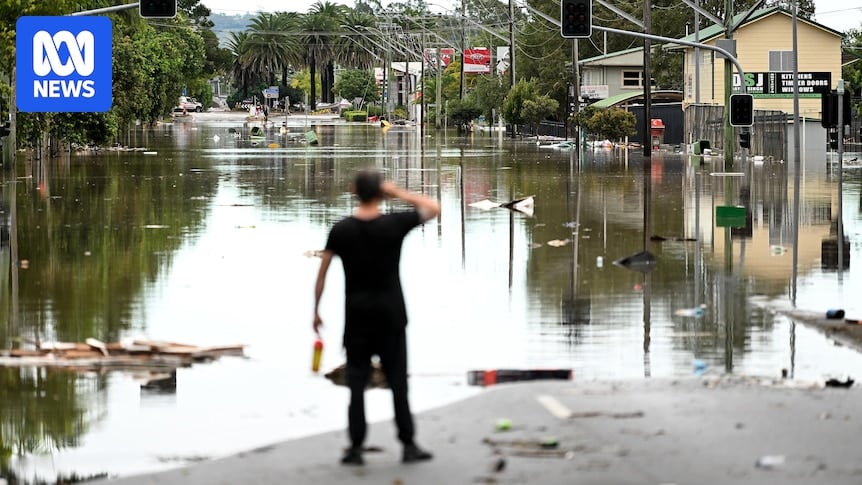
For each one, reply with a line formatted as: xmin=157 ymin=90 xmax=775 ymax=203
xmin=313 ymin=170 xmax=440 ymax=466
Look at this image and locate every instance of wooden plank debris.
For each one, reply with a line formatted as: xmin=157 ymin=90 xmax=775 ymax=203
xmin=0 ymin=338 xmax=245 ymax=370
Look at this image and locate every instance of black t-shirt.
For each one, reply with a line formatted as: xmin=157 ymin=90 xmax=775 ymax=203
xmin=325 ymin=210 xmax=422 ymax=340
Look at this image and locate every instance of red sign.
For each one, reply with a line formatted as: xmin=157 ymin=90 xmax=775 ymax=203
xmin=464 ymin=48 xmax=491 ymax=74
xmin=424 ymin=48 xmax=455 ymax=69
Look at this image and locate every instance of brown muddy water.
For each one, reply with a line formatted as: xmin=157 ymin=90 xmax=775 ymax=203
xmin=2 ymin=113 xmax=862 ymax=482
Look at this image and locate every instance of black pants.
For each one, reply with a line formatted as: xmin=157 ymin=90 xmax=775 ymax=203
xmin=345 ymin=330 xmax=414 ymax=449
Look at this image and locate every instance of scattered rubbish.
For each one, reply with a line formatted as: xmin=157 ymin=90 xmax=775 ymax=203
xmin=268 ymin=143 xmax=279 ymax=149
xmin=528 ymin=243 xmax=543 ymax=249
xmin=568 ymin=411 xmax=644 ymax=419
xmin=546 ymin=239 xmax=571 ymax=247
xmin=143 ymin=224 xmax=169 ymax=229
xmin=562 ymin=221 xmax=579 ymax=228
xmin=468 ymin=196 xmax=535 ymax=216
xmin=305 ymin=130 xmax=319 ymax=145
xmin=596 ymin=256 xmax=603 ymax=268
xmin=324 ymin=362 xmax=389 ymax=389
xmin=467 ymin=369 xmax=572 ymax=386
xmin=755 ymin=455 xmax=785 ymax=470
xmin=613 ymin=251 xmax=656 ymax=273
xmin=492 ymin=457 xmax=506 ymax=472
xmin=692 ymin=359 xmax=708 ymax=375
xmin=0 ymin=339 xmax=245 ymax=370
xmin=495 ymin=418 xmax=512 ymax=431
xmin=674 ymin=305 xmax=707 ymax=318
xmin=770 ymin=245 xmax=787 ymax=256
xmin=824 ymin=377 xmax=854 ymax=388
xmin=540 ymin=437 xmax=559 ymax=449
xmin=468 ymin=199 xmax=501 ymax=210
xmin=482 ymin=437 xmax=573 ymax=459
xmin=650 ymin=235 xmax=697 ymax=242
xmin=500 ymin=196 xmax=535 ymax=216
xmin=212 ymin=135 xmax=220 ymax=142
xmin=18 ymin=260 xmax=29 ymax=269
xmin=825 ymin=309 xmax=845 ymax=319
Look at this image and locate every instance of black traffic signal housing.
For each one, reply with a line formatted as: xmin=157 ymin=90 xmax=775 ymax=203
xmin=828 ymin=129 xmax=838 ymax=150
xmin=561 ymin=0 xmax=592 ymax=39
xmin=820 ymin=90 xmax=852 ymax=129
xmin=140 ymin=0 xmax=176 ymax=18
xmin=738 ymin=130 xmax=751 ymax=149
xmin=729 ymin=94 xmax=754 ymax=127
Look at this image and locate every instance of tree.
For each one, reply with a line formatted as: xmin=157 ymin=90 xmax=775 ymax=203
xmin=333 ymin=69 xmax=380 ymax=105
xmin=589 ymin=108 xmax=637 ymax=142
xmin=843 ymin=29 xmax=862 ymax=114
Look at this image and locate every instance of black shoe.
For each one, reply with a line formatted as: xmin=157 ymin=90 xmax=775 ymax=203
xmin=341 ymin=448 xmax=364 ymax=466
xmin=402 ymin=444 xmax=433 ymax=463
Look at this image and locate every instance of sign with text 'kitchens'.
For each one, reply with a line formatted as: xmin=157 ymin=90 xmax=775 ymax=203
xmin=17 ymin=16 xmax=113 ymax=112
xmin=732 ymin=72 xmax=831 ymax=98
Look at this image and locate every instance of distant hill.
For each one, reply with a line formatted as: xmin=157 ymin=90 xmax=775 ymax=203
xmin=210 ymin=12 xmax=253 ymax=46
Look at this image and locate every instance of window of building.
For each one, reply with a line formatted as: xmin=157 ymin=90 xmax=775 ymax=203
xmin=768 ymin=51 xmax=795 ymax=71
xmin=622 ymin=70 xmax=643 ymax=88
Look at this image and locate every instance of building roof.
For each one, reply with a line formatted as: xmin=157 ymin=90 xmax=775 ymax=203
xmin=580 ymin=47 xmax=643 ymax=67
xmin=590 ymin=90 xmax=683 ymax=109
xmin=672 ymin=6 xmax=843 ymax=47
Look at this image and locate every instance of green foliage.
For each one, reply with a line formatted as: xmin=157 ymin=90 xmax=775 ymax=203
xmin=467 ymin=75 xmax=509 ymax=124
xmin=333 ymin=69 xmax=380 ymax=105
xmin=522 ymin=96 xmax=559 ymax=126
xmin=502 ymin=80 xmax=536 ymax=125
xmin=843 ymin=29 xmax=862 ymax=114
xmin=342 ymin=110 xmax=368 ymax=121
xmin=588 ymin=108 xmax=637 ymax=141
xmin=447 ymin=99 xmax=482 ymax=126
xmin=291 ymin=69 xmax=323 ymax=101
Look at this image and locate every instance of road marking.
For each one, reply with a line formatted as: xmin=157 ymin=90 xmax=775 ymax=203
xmin=536 ymin=395 xmax=572 ymax=419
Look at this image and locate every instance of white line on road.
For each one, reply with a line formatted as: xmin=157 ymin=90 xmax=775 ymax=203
xmin=536 ymin=394 xmax=572 ymax=419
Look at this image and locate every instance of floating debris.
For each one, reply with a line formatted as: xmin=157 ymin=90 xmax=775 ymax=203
xmin=0 ymin=339 xmax=245 ymax=370
xmin=546 ymin=239 xmax=571 ymax=248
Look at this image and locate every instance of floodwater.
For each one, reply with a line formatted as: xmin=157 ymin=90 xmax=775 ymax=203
xmin=2 ymin=113 xmax=862 ymax=482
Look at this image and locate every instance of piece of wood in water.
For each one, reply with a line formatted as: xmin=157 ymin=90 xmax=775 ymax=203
xmin=86 ymin=338 xmax=110 ymax=356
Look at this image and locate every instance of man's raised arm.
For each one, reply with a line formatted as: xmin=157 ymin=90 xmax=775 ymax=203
xmin=381 ymin=181 xmax=440 ymax=222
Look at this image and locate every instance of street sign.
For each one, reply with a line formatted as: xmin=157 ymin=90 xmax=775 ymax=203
xmin=262 ymin=87 xmax=279 ymax=99
xmin=716 ymin=206 xmax=746 ymax=228
xmin=16 ymin=16 xmax=113 ymax=112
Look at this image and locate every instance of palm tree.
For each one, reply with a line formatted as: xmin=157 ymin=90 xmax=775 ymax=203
xmin=300 ymin=1 xmax=348 ymax=109
xmin=244 ymin=12 xmax=294 ymax=88
xmin=337 ymin=11 xmax=379 ymax=70
xmin=226 ymin=31 xmax=252 ymax=99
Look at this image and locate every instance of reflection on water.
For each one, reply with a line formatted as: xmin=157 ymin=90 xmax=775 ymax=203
xmin=2 ymin=118 xmax=862 ymax=481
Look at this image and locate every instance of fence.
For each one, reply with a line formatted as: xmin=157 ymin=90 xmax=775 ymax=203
xmin=684 ymin=104 xmax=789 ymax=159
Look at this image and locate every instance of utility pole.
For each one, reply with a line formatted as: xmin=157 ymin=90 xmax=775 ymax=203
xmin=509 ymin=0 xmax=516 ymax=87
xmin=643 ymin=0 xmax=652 ymax=158
xmin=723 ymin=0 xmax=734 ymax=169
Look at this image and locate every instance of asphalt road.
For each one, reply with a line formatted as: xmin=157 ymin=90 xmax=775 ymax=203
xmin=96 ymin=377 xmax=862 ymax=485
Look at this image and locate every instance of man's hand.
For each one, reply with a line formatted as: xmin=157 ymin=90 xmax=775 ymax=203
xmin=313 ymin=312 xmax=323 ymax=336
xmin=381 ymin=180 xmax=400 ymax=199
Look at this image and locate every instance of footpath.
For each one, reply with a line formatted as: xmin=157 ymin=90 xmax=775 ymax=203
xmin=97 ymin=376 xmax=862 ymax=485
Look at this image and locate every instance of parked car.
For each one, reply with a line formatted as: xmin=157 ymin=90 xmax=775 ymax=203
xmin=175 ymin=96 xmax=203 ymax=113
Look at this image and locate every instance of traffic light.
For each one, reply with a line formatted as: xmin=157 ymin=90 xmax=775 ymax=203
xmin=828 ymin=129 xmax=838 ymax=150
xmin=729 ymin=94 xmax=753 ymax=127
xmin=140 ymin=0 xmax=176 ymax=18
xmin=820 ymin=90 xmax=852 ymax=129
xmin=739 ymin=131 xmax=751 ymax=149
xmin=561 ymin=0 xmax=592 ymax=39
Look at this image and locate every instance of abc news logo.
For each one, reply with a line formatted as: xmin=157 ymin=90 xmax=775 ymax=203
xmin=17 ymin=16 xmax=112 ymax=113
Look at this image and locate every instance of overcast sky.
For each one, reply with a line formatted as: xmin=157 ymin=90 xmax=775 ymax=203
xmin=203 ymin=0 xmax=862 ymax=34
